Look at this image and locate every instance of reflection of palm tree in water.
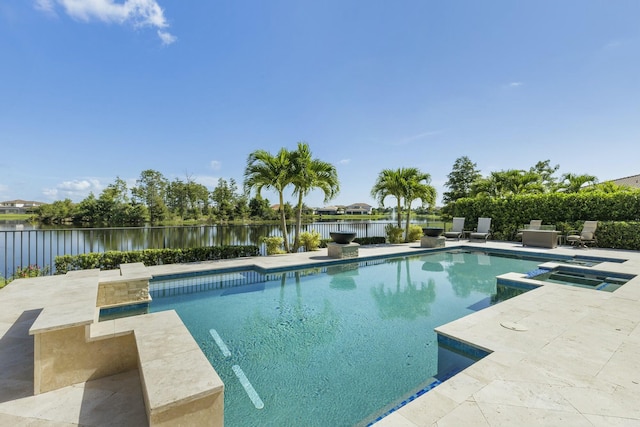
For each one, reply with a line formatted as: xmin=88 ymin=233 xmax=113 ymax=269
xmin=371 ymin=258 xmax=436 ymax=319
xmin=444 ymin=252 xmax=495 ymax=298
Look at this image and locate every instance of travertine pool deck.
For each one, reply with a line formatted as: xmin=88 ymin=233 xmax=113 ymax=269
xmin=2 ymin=240 xmax=640 ymax=426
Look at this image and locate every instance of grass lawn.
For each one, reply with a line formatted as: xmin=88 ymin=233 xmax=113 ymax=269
xmin=0 ymin=214 xmax=32 ymax=221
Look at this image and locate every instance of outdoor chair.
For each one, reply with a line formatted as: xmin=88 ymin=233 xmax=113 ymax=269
xmin=566 ymin=221 xmax=598 ymax=248
xmin=470 ymin=217 xmax=492 ymax=242
xmin=444 ymin=217 xmax=465 ymax=240
xmin=516 ymin=219 xmax=542 ymax=240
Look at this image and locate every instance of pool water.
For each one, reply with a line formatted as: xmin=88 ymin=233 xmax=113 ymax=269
xmin=529 ymin=268 xmax=630 ymax=292
xmin=149 ymin=251 xmax=541 ymax=426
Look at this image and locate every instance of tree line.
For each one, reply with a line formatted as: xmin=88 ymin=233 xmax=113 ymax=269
xmin=36 ymin=173 xmax=284 ymax=226
xmin=35 ymin=149 xmax=624 ymax=250
xmin=441 ymin=157 xmax=625 ymax=204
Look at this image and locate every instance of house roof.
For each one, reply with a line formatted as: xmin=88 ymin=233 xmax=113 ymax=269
xmin=346 ymin=203 xmax=372 ymax=209
xmin=609 ymin=174 xmax=640 ymax=188
xmin=0 ymin=200 xmax=46 ymax=206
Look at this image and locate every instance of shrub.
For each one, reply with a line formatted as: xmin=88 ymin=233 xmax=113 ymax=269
xmin=385 ymin=224 xmax=404 ymax=244
xmin=55 ymin=245 xmax=260 ymax=274
xmin=299 ymin=230 xmax=321 ymax=251
xmin=12 ymin=264 xmax=50 ymax=279
xmin=448 ymin=191 xmax=640 ymax=245
xmin=407 ymin=224 xmax=424 ymax=242
xmin=354 ymin=236 xmax=387 ymax=245
xmin=261 ymin=236 xmax=286 ymax=255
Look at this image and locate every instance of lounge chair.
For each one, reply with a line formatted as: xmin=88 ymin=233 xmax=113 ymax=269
xmin=444 ymin=217 xmax=465 ymax=240
xmin=470 ymin=217 xmax=492 ymax=241
xmin=516 ymin=219 xmax=542 ymax=240
xmin=566 ymin=221 xmax=598 ymax=248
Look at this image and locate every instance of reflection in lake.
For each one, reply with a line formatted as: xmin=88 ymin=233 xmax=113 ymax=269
xmin=0 ymin=222 xmax=394 ymax=278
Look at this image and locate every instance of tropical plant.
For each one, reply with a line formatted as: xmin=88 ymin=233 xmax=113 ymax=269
xmin=559 ymin=173 xmax=599 ymax=193
xmin=372 ymin=167 xmax=436 ymax=242
xmin=401 ymin=169 xmax=436 ymax=241
xmin=299 ymin=230 xmax=322 ymax=251
xmin=529 ymin=160 xmax=560 ymax=192
xmin=12 ymin=264 xmax=50 ymax=280
xmin=244 ymin=148 xmax=294 ymax=252
xmin=261 ymin=236 xmax=285 ymax=255
xmin=471 ymin=170 xmax=543 ymax=198
xmin=371 ymin=169 xmax=407 ymax=230
xmin=407 ymin=224 xmax=424 ymax=242
xmin=385 ymin=224 xmax=404 ymax=244
xmin=290 ymin=142 xmax=339 ymax=252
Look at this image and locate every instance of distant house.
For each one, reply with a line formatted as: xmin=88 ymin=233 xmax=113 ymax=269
xmin=609 ymin=174 xmax=640 ymax=188
xmin=316 ymin=205 xmax=344 ymax=215
xmin=344 ymin=203 xmax=373 ymax=215
xmin=0 ymin=200 xmax=46 ymax=214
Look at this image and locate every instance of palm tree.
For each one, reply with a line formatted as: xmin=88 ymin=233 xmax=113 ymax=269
xmin=471 ymin=170 xmax=542 ymax=198
xmin=244 ymin=148 xmax=294 ymax=252
xmin=290 ymin=142 xmax=340 ymax=252
xmin=371 ymin=167 xmax=436 ymax=242
xmin=401 ymin=169 xmax=436 ymax=241
xmin=559 ymin=173 xmax=598 ymax=193
xmin=371 ymin=169 xmax=405 ymax=229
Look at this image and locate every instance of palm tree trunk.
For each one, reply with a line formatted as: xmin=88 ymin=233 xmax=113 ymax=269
xmin=404 ymin=201 xmax=411 ymax=243
xmin=279 ymin=191 xmax=290 ymax=252
xmin=396 ymin=200 xmax=402 ymax=229
xmin=293 ymin=193 xmax=303 ymax=252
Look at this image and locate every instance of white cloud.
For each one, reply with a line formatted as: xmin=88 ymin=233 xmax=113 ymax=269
xmin=603 ymin=40 xmax=622 ymax=50
xmin=395 ymin=130 xmax=444 ymax=146
xmin=338 ymin=159 xmax=351 ymax=165
xmin=34 ymin=0 xmax=176 ymax=44
xmin=43 ymin=179 xmax=104 ymax=201
xmin=195 ymin=175 xmax=220 ymax=189
xmin=34 ymin=0 xmax=55 ymax=14
xmin=505 ymin=82 xmax=523 ymax=88
xmin=158 ymin=30 xmax=176 ymax=45
xmin=210 ymin=160 xmax=222 ymax=171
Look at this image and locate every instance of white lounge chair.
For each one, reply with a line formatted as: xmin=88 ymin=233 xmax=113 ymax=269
xmin=567 ymin=221 xmax=598 ymax=248
xmin=470 ymin=217 xmax=491 ymax=242
xmin=444 ymin=217 xmax=465 ymax=240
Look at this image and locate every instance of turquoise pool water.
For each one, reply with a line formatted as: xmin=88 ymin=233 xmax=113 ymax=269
xmin=149 ymin=250 xmax=542 ymax=426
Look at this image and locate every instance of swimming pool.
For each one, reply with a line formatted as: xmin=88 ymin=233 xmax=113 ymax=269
xmin=526 ymin=266 xmax=633 ymax=292
xmin=149 ymin=250 xmax=543 ymax=426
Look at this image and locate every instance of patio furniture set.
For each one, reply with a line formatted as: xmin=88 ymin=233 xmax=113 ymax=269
xmin=443 ymin=217 xmax=598 ymax=249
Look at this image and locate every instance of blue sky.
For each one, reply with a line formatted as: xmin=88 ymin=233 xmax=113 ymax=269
xmin=1 ymin=1 xmax=639 ymax=208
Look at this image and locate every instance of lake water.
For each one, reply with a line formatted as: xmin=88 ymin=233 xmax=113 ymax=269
xmin=1 ymin=221 xmax=438 ymax=279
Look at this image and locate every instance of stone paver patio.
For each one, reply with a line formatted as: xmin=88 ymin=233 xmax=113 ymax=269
xmin=1 ymin=240 xmax=640 ymax=426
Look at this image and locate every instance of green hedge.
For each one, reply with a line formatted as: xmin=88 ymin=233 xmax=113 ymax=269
xmin=447 ymin=192 xmax=640 ymax=249
xmin=596 ymin=222 xmax=640 ymax=250
xmin=55 ymin=245 xmax=260 ymax=275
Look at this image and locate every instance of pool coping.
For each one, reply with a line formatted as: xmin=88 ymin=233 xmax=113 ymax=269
xmin=2 ymin=240 xmax=640 ymax=425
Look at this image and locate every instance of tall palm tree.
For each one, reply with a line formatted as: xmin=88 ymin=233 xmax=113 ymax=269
xmin=290 ymin=142 xmax=340 ymax=252
xmin=244 ymin=148 xmax=293 ymax=252
xmin=371 ymin=169 xmax=405 ymax=229
xmin=401 ymin=169 xmax=436 ymax=241
xmin=371 ymin=167 xmax=436 ymax=242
